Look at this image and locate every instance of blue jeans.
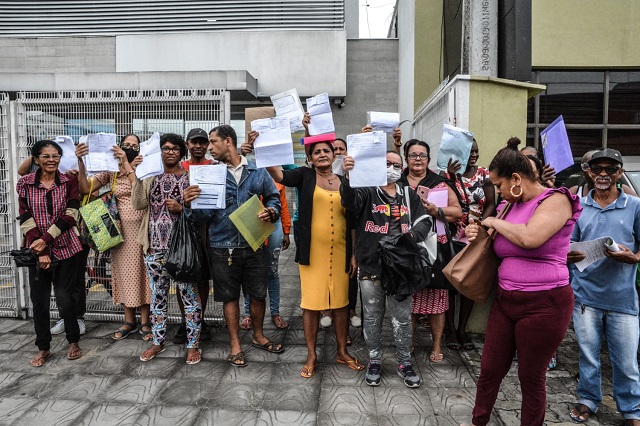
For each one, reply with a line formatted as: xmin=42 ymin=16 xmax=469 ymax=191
xmin=573 ymin=303 xmax=640 ymax=420
xmin=244 ymin=220 xmax=283 ymax=316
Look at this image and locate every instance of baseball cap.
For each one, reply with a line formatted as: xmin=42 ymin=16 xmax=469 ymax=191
xmin=588 ymin=148 xmax=623 ymax=166
xmin=186 ymin=128 xmax=208 ymax=142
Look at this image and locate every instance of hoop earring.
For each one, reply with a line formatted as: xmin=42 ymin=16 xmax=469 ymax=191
xmin=510 ymin=184 xmax=523 ymax=198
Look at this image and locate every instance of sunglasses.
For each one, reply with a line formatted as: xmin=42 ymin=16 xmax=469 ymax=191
xmin=589 ymin=165 xmax=621 ymax=175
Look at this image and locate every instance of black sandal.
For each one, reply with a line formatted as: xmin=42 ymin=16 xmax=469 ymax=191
xmin=569 ymin=403 xmax=594 ymax=423
xmin=139 ymin=323 xmax=153 ymax=341
xmin=112 ymin=321 xmax=137 ymax=341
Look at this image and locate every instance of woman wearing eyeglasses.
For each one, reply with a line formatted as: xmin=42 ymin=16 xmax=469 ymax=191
xmin=398 ymin=139 xmax=463 ymax=363
xmin=75 ymin=134 xmax=152 ymax=342
xmin=341 ymin=151 xmax=433 ymax=388
xmin=16 ymin=140 xmax=86 ymax=367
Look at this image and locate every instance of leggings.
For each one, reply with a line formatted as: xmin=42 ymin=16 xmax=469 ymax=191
xmin=144 ymin=252 xmax=201 ymax=348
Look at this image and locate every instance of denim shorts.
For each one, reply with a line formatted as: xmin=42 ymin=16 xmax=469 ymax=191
xmin=210 ymin=247 xmax=267 ymax=303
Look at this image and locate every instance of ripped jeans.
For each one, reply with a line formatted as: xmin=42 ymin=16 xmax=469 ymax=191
xmin=360 ymin=279 xmax=412 ymax=364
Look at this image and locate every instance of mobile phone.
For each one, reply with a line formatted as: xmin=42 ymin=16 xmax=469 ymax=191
xmin=416 ymin=185 xmax=430 ymax=202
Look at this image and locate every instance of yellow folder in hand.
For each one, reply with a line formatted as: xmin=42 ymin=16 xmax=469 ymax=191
xmin=229 ymin=194 xmax=275 ymax=251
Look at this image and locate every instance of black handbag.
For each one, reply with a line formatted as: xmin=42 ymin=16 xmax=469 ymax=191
xmin=429 ymin=208 xmax=465 ymax=290
xmin=9 ymin=248 xmax=38 ymax=268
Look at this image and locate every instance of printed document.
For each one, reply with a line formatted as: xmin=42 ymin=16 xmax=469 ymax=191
xmin=85 ymin=133 xmax=119 ymax=173
xmin=541 ymin=116 xmax=574 ymax=174
xmin=54 ymin=136 xmax=78 ymax=173
xmin=346 ymin=131 xmax=387 ymax=187
xmin=271 ymin=89 xmax=305 ymax=132
xmin=135 ymin=132 xmax=164 ymax=180
xmin=367 ymin=111 xmax=400 ymax=133
xmin=251 ymin=117 xmax=294 ymax=168
xmin=189 ymin=164 xmax=227 ymax=209
xmin=306 ymin=92 xmax=335 ymax=135
xmin=570 ymin=236 xmax=620 ymax=272
xmin=436 ymin=124 xmax=474 ymax=172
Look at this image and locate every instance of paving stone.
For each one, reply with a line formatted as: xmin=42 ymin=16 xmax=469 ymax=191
xmin=134 ymin=405 xmax=202 ymax=426
xmin=194 ymin=408 xmax=259 ymax=425
xmin=14 ymin=398 xmax=92 ymax=426
xmin=256 ymin=409 xmax=317 ymax=425
xmin=76 ymin=402 xmax=145 ymax=425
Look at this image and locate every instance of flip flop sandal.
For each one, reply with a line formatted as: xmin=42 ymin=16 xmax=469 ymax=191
xmin=239 ymin=317 xmax=252 ymax=330
xmin=430 ymin=352 xmax=444 ymax=363
xmin=227 ymin=351 xmax=248 ymax=368
xmin=139 ymin=323 xmax=153 ymax=342
xmin=569 ymin=403 xmax=594 ymax=423
xmin=67 ymin=347 xmax=82 ymax=360
xmin=30 ymin=352 xmax=52 ymax=367
xmin=112 ymin=322 xmax=138 ymax=341
xmin=462 ymin=342 xmax=475 ymax=350
xmin=139 ymin=346 xmax=165 ymax=362
xmin=336 ymin=358 xmax=365 ymax=371
xmin=186 ymin=348 xmax=202 ymax=365
xmin=300 ymin=362 xmax=318 ymax=379
xmin=446 ymin=341 xmax=462 ymax=351
xmin=272 ymin=315 xmax=289 ymax=329
xmin=252 ymin=341 xmax=285 ymax=354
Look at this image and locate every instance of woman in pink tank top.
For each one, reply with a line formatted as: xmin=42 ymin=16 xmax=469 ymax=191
xmin=462 ymin=145 xmax=582 ymax=426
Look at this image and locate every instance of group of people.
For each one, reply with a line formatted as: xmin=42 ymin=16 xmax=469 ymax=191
xmin=15 ymin=114 xmax=640 ymax=425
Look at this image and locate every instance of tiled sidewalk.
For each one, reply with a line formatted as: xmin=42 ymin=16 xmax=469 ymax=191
xmin=0 ymin=245 xmax=623 ymax=425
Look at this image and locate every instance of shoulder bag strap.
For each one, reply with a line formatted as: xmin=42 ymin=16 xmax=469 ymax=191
xmin=488 ymin=203 xmax=512 ymax=240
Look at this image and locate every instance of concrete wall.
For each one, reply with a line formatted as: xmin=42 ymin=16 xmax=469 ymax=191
xmin=413 ymin=0 xmax=445 ymax=112
xmin=116 ymin=31 xmax=347 ymax=97
xmin=532 ymin=0 xmax=640 ymax=68
xmin=333 ymin=39 xmax=398 ymax=141
xmin=397 ymin=0 xmax=415 ymax=138
xmin=0 ymin=36 xmax=115 ymax=73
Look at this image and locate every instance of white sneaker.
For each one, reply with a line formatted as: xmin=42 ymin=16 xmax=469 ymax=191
xmin=350 ymin=315 xmax=362 ymax=328
xmin=50 ymin=319 xmax=65 ymax=335
xmin=320 ymin=315 xmax=333 ymax=328
xmin=78 ymin=319 xmax=86 ymax=335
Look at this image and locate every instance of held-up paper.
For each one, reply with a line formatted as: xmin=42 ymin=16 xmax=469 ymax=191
xmin=135 ymin=132 xmax=164 ymax=180
xmin=229 ymin=194 xmax=275 ymax=252
xmin=570 ymin=236 xmax=620 ymax=272
xmin=244 ymin=107 xmax=275 ymax=138
xmin=251 ymin=117 xmax=294 ymax=168
xmin=332 ymin=155 xmax=345 ymax=176
xmin=85 ymin=133 xmax=119 ymax=173
xmin=306 ymin=93 xmax=335 ymax=135
xmin=436 ymin=124 xmax=474 ymax=172
xmin=541 ymin=116 xmax=574 ymax=174
xmin=427 ymin=187 xmax=449 ymax=235
xmin=367 ymin=111 xmax=400 ymax=133
xmin=54 ymin=136 xmax=78 ymax=173
xmin=271 ymin=89 xmax=305 ymax=132
xmin=346 ymin=131 xmax=387 ymax=187
xmin=189 ymin=164 xmax=227 ymax=209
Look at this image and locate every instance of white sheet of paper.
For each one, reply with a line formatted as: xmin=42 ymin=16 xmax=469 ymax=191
xmin=306 ymin=92 xmax=335 ymax=135
xmin=271 ymin=88 xmax=305 ymax=132
xmin=86 ymin=133 xmax=119 ymax=173
xmin=54 ymin=136 xmax=78 ymax=173
xmin=368 ymin=111 xmax=400 ymax=133
xmin=427 ymin=187 xmax=449 ymax=235
xmin=570 ymin=236 xmax=615 ymax=272
xmin=346 ymin=131 xmax=387 ymax=187
xmin=135 ymin=132 xmax=164 ymax=180
xmin=189 ymin=164 xmax=227 ymax=209
xmin=251 ymin=117 xmax=294 ymax=168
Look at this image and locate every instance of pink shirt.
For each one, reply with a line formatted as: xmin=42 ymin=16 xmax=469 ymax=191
xmin=493 ymin=187 xmax=582 ymax=292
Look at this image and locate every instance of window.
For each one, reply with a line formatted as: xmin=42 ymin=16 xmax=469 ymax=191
xmin=527 ymin=71 xmax=640 ymax=157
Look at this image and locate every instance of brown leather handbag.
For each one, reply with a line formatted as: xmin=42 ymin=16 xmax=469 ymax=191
xmin=442 ymin=203 xmax=512 ymax=303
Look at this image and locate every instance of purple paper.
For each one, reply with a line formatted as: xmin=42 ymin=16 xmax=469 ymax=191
xmin=540 ymin=116 xmax=574 ymax=174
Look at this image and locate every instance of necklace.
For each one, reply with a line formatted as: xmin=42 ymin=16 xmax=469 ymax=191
xmin=316 ymin=170 xmax=336 ymax=185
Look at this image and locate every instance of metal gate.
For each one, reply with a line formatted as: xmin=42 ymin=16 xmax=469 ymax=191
xmin=0 ymin=93 xmax=20 ymax=317
xmin=8 ymin=88 xmax=228 ymax=324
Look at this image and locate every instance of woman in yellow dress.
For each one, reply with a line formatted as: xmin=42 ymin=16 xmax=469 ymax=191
xmin=252 ymin=131 xmax=363 ymax=379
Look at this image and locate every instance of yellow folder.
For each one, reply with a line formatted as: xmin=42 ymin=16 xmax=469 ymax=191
xmin=229 ymin=194 xmax=275 ymax=251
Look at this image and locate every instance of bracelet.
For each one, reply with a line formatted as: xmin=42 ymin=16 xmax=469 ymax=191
xmin=124 ymin=170 xmax=134 ymax=176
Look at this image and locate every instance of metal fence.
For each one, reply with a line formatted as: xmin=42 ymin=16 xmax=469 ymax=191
xmin=7 ymin=88 xmax=229 ymax=324
xmin=0 ymin=93 xmax=20 ymax=317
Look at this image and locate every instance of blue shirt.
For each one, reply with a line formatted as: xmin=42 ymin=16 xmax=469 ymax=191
xmin=570 ymin=189 xmax=640 ymax=315
xmin=186 ymin=159 xmax=280 ymax=249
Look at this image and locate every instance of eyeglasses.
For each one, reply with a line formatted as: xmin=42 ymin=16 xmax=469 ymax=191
xmin=589 ymin=165 xmax=621 ymax=175
xmin=121 ymin=144 xmax=139 ymax=151
xmin=407 ymin=153 xmax=428 ymax=161
xmin=38 ymin=154 xmax=61 ymax=160
xmin=161 ymin=146 xmax=181 ymax=153
xmin=386 ymin=161 xmax=402 ymax=170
